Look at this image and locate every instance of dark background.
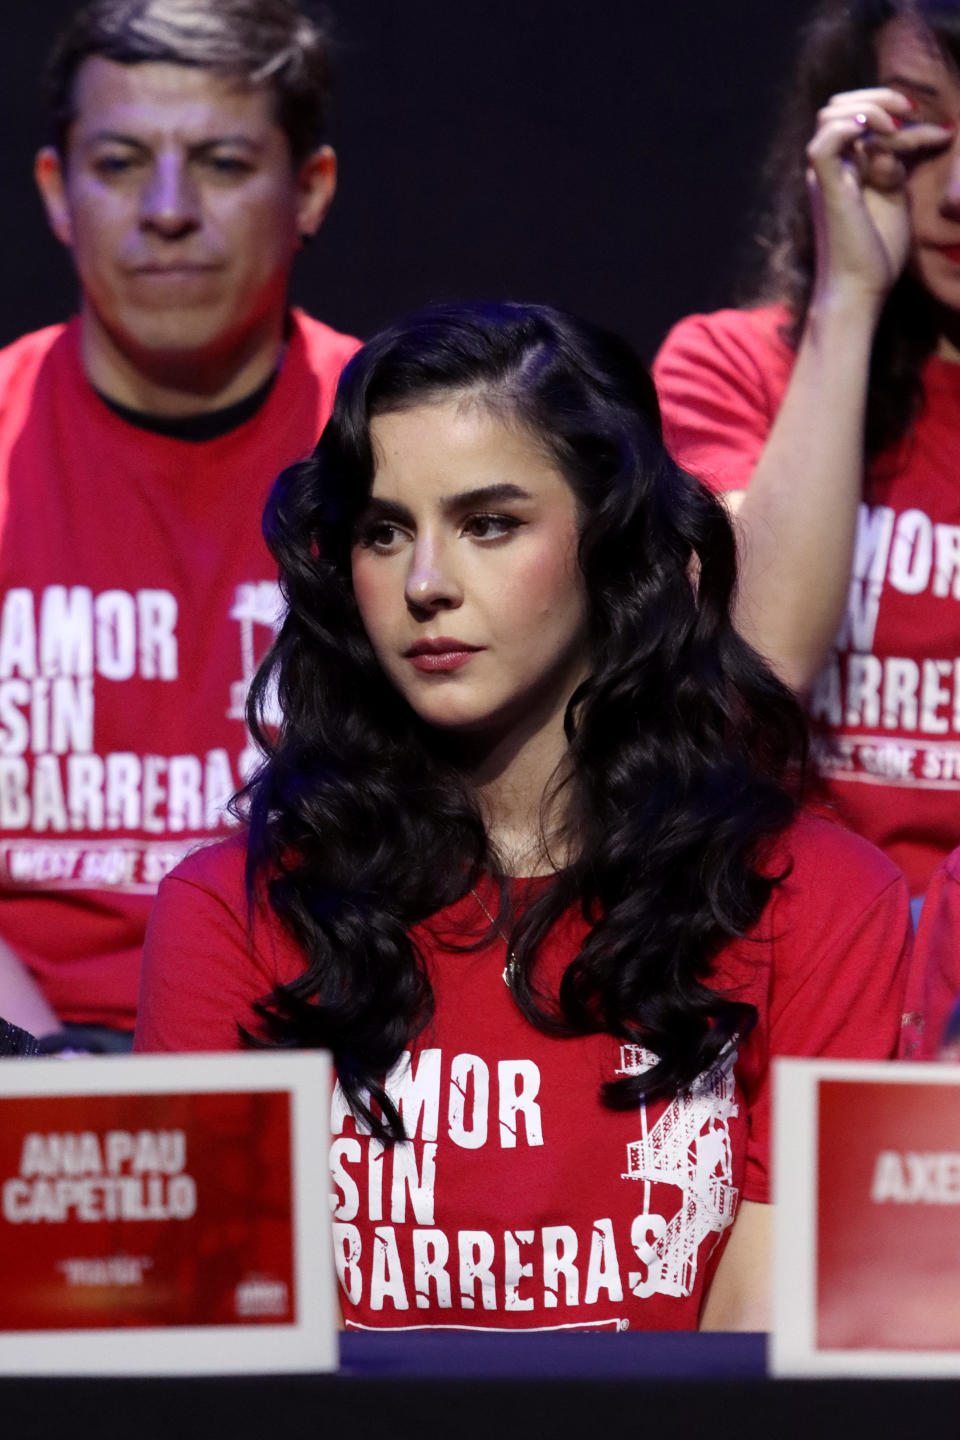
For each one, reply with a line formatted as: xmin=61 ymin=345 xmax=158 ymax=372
xmin=0 ymin=1 xmax=815 ymax=362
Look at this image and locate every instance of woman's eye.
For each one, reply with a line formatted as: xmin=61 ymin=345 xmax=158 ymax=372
xmin=358 ymin=521 xmax=404 ymax=551
xmin=463 ymin=513 xmax=521 ymax=540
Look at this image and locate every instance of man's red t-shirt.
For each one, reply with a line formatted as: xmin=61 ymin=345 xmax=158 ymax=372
xmin=0 ymin=311 xmax=360 ymax=1028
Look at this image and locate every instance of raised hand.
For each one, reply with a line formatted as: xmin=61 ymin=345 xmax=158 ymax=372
xmin=807 ymin=86 xmax=954 ymax=306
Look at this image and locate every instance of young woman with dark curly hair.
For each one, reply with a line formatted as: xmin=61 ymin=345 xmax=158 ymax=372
xmin=655 ymin=0 xmax=960 ymax=905
xmin=135 ymin=301 xmax=910 ymax=1331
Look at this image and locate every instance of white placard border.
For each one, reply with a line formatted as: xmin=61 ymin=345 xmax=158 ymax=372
xmin=0 ymin=1049 xmax=335 ymax=1376
xmin=771 ymin=1056 xmax=960 ymax=1378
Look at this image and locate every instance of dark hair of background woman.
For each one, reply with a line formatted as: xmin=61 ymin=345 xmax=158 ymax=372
xmin=751 ymin=0 xmax=960 ymax=458
xmin=240 ymin=300 xmax=808 ymax=1143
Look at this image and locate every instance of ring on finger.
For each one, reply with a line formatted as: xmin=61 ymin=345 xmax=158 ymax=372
xmin=854 ymin=112 xmax=869 ymax=127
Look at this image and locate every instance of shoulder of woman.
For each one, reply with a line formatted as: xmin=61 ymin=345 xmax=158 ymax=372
xmin=654 ymin=302 xmax=795 ymax=367
xmin=763 ymin=809 xmax=906 ymax=913
xmin=160 ymin=833 xmax=250 ymax=905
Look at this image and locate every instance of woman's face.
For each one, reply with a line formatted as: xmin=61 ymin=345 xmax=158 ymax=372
xmin=351 ymin=397 xmax=591 ymax=749
xmin=876 ymin=17 xmax=960 ymax=310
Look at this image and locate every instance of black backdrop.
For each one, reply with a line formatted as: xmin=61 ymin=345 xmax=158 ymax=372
xmin=0 ymin=1 xmax=815 ymax=362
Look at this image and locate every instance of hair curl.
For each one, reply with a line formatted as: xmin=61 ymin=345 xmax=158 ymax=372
xmin=752 ymin=0 xmax=960 ymax=457
xmin=241 ymin=300 xmax=807 ymax=1141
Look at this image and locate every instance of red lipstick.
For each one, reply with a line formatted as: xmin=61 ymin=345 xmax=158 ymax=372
xmin=403 ymin=638 xmax=482 ymax=673
xmin=934 ymin=242 xmax=960 ymax=265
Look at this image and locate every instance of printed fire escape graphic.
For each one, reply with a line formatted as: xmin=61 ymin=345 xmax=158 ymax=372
xmin=227 ymin=581 xmax=284 ymax=725
xmin=618 ymin=1044 xmax=739 ymax=1297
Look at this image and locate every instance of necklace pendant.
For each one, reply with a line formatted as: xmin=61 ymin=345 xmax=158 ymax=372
xmin=470 ymin=887 xmax=518 ymax=990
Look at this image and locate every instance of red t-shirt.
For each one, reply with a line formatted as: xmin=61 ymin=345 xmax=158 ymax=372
xmin=0 ymin=312 xmax=360 ymax=1028
xmin=654 ymin=305 xmax=960 ymax=897
xmin=135 ymin=812 xmax=910 ymax=1331
xmin=903 ymin=845 xmax=960 ymax=1059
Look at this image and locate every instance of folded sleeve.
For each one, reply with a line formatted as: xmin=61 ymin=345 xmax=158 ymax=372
xmin=134 ymin=841 xmax=299 ymax=1054
xmin=652 ymin=307 xmax=794 ymax=495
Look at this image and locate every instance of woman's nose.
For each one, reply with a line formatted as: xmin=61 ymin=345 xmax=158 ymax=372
xmin=404 ymin=537 xmax=463 ymax=612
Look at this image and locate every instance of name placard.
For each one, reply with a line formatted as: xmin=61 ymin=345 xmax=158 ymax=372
xmin=772 ymin=1057 xmax=960 ymax=1376
xmin=0 ymin=1050 xmax=335 ymax=1374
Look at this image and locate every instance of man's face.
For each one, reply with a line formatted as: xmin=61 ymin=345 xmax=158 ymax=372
xmin=36 ymin=57 xmax=335 ymax=369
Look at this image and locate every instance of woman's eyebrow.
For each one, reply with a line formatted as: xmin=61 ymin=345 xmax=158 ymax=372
xmin=358 ymin=496 xmax=414 ymax=526
xmin=878 ymin=72 xmax=942 ymax=96
xmin=361 ymin=483 xmax=535 ymax=527
xmin=439 ymin=482 xmax=534 ymax=514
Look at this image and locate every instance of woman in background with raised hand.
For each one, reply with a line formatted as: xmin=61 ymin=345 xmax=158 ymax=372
xmin=136 ymin=301 xmax=909 ymax=1330
xmin=655 ymin=0 xmax=960 ymax=907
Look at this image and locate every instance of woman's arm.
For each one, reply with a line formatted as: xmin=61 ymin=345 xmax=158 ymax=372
xmin=722 ymin=293 xmax=878 ymax=694
xmin=0 ymin=934 xmax=58 ymax=1037
xmin=661 ymin=91 xmax=951 ymax=694
xmin=699 ymin=1199 xmax=771 ymax=1331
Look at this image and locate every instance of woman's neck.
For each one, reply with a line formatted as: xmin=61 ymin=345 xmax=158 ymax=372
xmin=935 ymin=304 xmax=960 ymax=362
xmin=459 ymin=710 xmax=575 ymax=877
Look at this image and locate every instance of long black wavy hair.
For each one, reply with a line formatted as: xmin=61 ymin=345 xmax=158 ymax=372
xmin=241 ymin=300 xmax=808 ymax=1141
xmin=752 ymin=0 xmax=960 ymax=457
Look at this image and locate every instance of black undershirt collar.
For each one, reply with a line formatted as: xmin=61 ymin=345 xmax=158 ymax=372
xmin=94 ymin=366 xmax=279 ymax=442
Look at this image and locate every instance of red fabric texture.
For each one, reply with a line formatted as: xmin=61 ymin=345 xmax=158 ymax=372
xmin=0 ymin=312 xmax=360 ymax=1028
xmin=654 ymin=305 xmax=960 ymax=897
xmin=904 ymin=846 xmax=960 ymax=1058
xmin=135 ymin=812 xmax=910 ymax=1331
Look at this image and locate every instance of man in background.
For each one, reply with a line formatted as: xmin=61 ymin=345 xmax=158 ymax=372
xmin=0 ymin=0 xmax=359 ymax=1047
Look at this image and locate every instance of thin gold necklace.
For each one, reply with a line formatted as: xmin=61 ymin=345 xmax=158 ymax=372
xmin=471 ymin=887 xmax=518 ymax=989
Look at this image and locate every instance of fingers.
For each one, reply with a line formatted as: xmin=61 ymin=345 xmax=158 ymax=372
xmin=863 ymin=148 xmax=909 ymax=198
xmin=812 ymin=86 xmax=953 ymax=154
xmin=817 ymin=86 xmax=916 ymax=135
xmin=807 ymin=96 xmax=902 ymax=184
xmin=808 ymin=87 xmax=953 ymax=195
xmin=806 ymin=111 xmax=889 ymax=200
xmin=892 ymin=119 xmax=957 ymax=155
xmin=802 ymin=86 xmax=920 ymax=299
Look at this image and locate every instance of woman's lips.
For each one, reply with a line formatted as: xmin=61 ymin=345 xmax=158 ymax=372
xmin=933 ymin=242 xmax=960 ymax=265
xmin=404 ymin=640 xmax=482 ymax=673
